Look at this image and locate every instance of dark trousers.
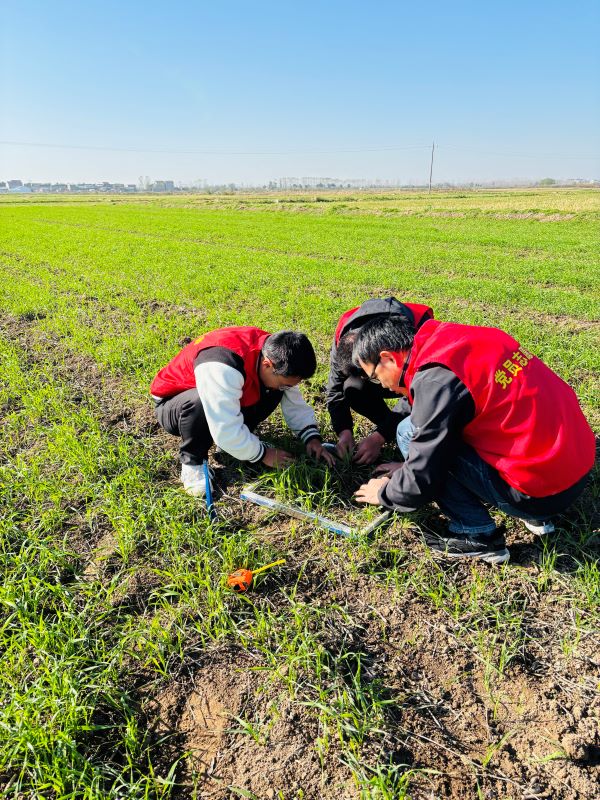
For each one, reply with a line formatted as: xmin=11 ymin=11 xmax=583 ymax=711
xmin=343 ymin=375 xmax=410 ymax=440
xmin=397 ymin=417 xmax=589 ymax=534
xmin=154 ymin=388 xmax=282 ymax=465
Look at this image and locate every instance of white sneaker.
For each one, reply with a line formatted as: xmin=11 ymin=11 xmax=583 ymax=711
xmin=523 ymin=519 xmax=555 ymax=536
xmin=180 ymin=463 xmax=213 ymax=497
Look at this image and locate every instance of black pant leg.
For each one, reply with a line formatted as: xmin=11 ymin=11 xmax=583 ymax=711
xmin=343 ymin=376 xmax=408 ymax=440
xmin=154 ymin=389 xmax=213 ymax=465
xmin=242 ymin=389 xmax=283 ymax=432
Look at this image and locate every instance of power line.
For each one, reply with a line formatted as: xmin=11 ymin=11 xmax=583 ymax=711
xmin=0 ymin=139 xmax=432 ymax=156
xmin=4 ymin=139 xmax=596 ymax=160
xmin=439 ymin=144 xmax=599 ymax=160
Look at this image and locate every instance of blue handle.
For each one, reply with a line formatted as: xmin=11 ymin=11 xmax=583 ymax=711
xmin=203 ymin=460 xmax=217 ymax=523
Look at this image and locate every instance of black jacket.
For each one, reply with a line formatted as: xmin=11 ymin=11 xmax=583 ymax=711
xmin=326 ymin=297 xmax=427 ymax=435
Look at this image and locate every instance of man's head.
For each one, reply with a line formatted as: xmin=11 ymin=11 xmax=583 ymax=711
xmin=352 ymin=317 xmax=415 ymax=394
xmin=259 ymin=331 xmax=317 ymax=389
xmin=336 ymin=331 xmax=362 ymax=375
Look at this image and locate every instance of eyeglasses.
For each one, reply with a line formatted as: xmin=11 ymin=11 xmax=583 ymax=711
xmin=366 ymin=359 xmax=381 ymax=384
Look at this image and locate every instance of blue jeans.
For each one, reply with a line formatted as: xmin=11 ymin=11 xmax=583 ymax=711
xmin=396 ymin=417 xmax=549 ymax=536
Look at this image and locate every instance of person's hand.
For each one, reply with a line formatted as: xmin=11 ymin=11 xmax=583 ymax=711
xmin=336 ymin=429 xmax=355 ymax=459
xmin=353 ymin=431 xmax=385 ymax=465
xmin=373 ymin=461 xmax=403 ymax=477
xmin=354 ymin=476 xmax=389 ymax=505
xmin=306 ymin=439 xmax=337 ymax=467
xmin=262 ymin=447 xmax=295 ymax=468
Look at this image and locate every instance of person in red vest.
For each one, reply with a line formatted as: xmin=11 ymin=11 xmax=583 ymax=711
xmin=327 ymin=297 xmax=434 ymax=464
xmin=353 ymin=316 xmax=595 ymax=563
xmin=151 ymin=327 xmax=335 ymax=496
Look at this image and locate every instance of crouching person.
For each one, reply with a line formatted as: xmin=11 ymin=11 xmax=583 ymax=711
xmin=327 ymin=297 xmax=434 ymax=463
xmin=353 ymin=316 xmax=595 ymax=564
xmin=151 ymin=326 xmax=335 ymax=496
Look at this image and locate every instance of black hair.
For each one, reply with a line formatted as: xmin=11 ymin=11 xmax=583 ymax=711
xmin=352 ymin=316 xmax=415 ymax=367
xmin=336 ymin=331 xmax=362 ymax=375
xmin=263 ymin=331 xmax=317 ymax=378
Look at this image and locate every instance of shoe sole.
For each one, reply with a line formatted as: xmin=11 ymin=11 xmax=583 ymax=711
xmin=430 ymin=547 xmax=510 ymax=565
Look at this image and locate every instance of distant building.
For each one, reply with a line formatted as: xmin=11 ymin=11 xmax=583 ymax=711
xmin=8 ymin=180 xmax=23 ymax=189
xmin=150 ymin=180 xmax=175 ymax=192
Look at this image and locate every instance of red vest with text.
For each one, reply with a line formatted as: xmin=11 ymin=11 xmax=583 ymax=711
xmin=150 ymin=326 xmax=270 ymax=406
xmin=404 ymin=320 xmax=595 ymax=497
xmin=334 ymin=302 xmax=434 ymax=345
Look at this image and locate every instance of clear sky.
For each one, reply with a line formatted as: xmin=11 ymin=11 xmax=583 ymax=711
xmin=1 ymin=0 xmax=599 ymax=185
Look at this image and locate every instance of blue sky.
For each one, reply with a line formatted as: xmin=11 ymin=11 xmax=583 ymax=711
xmin=1 ymin=0 xmax=599 ymax=184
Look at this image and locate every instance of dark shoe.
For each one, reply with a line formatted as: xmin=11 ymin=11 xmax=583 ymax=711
xmin=422 ymin=528 xmax=510 ymax=565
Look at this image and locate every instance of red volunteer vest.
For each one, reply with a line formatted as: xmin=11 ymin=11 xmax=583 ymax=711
xmin=334 ymin=302 xmax=434 ymax=345
xmin=404 ymin=320 xmax=595 ymax=497
xmin=150 ymin=326 xmax=271 ymax=406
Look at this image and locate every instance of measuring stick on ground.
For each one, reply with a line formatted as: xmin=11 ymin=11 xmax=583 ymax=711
xmin=240 ymin=482 xmax=391 ymax=537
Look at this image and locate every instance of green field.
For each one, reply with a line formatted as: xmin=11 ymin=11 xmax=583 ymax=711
xmin=1 ymin=189 xmax=598 ymax=799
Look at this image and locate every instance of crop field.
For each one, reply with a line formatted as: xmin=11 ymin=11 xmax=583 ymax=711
xmin=0 ymin=188 xmax=598 ymax=800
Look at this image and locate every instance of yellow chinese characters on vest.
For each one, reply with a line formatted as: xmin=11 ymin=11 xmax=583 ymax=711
xmin=494 ymin=347 xmax=533 ymax=390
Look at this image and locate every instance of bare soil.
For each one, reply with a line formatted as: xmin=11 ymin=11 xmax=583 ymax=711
xmin=144 ymin=648 xmax=357 ymax=799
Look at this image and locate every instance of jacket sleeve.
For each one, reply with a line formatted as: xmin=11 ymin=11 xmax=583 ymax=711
xmin=325 ymin=343 xmax=354 ymax=434
xmin=194 ymin=361 xmax=265 ymax=462
xmin=378 ymin=366 xmax=475 ymax=512
xmin=280 ymin=386 xmax=321 ymax=445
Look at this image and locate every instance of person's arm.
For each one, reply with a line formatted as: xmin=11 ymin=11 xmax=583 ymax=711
xmin=280 ymin=386 xmax=321 ymax=445
xmin=372 ymin=394 xmax=412 ymax=441
xmin=194 ymin=359 xmax=265 ymax=463
xmin=378 ymin=367 xmax=475 ymax=511
xmin=281 ymin=386 xmax=337 ymax=466
xmin=325 ymin=343 xmax=354 ymax=435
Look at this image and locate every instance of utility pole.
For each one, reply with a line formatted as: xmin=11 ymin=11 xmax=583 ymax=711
xmin=428 ymin=141 xmax=435 ymax=193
